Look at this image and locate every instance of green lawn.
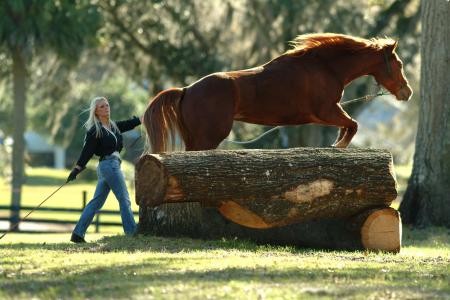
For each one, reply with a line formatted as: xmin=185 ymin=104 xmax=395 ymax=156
xmin=0 ymin=227 xmax=449 ymax=300
xmin=0 ymin=165 xmax=448 ymax=299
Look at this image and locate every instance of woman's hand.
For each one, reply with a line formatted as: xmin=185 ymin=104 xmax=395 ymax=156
xmin=66 ymin=166 xmax=83 ymax=183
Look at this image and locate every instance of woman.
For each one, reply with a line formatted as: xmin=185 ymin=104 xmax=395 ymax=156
xmin=67 ymin=96 xmax=142 ymax=243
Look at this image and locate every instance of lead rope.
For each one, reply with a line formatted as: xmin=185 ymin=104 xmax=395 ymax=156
xmin=0 ymin=182 xmax=67 ymax=241
xmin=223 ymin=90 xmax=387 ymax=145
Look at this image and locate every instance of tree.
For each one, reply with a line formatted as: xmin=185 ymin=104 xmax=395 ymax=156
xmin=0 ymin=0 xmax=101 ymax=230
xmin=25 ymin=50 xmax=148 ymax=158
xmin=399 ymin=0 xmax=450 ymax=227
xmin=98 ymin=0 xmax=234 ymax=95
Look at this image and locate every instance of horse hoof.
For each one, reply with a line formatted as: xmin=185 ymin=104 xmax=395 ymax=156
xmin=333 ymin=143 xmax=348 ymax=148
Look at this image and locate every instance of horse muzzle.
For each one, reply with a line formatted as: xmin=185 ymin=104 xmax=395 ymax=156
xmin=396 ymin=85 xmax=413 ymax=101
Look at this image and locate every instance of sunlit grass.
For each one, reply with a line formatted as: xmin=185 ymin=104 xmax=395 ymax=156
xmin=0 ymin=187 xmax=430 ymax=297
xmin=0 ymin=227 xmax=448 ymax=300
xmin=0 ymin=165 xmax=448 ymax=299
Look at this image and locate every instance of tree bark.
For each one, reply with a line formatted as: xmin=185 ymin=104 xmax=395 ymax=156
xmin=136 ymin=148 xmax=397 ymax=229
xmin=10 ymin=46 xmax=27 ymax=231
xmin=399 ymin=0 xmax=450 ymax=227
xmin=139 ymin=205 xmax=401 ymax=252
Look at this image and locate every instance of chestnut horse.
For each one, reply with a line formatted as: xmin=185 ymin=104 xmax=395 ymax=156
xmin=143 ymin=33 xmax=412 ymax=153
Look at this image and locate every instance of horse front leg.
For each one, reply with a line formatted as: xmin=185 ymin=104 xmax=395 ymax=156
xmin=317 ymin=104 xmax=359 ymax=148
xmin=333 ymin=128 xmax=346 ymax=147
xmin=334 ymin=120 xmax=358 ymax=148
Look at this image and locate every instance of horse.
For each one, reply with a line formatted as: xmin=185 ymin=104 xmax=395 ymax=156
xmin=143 ymin=33 xmax=412 ymax=153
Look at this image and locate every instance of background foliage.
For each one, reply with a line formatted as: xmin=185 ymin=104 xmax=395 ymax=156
xmin=0 ymin=0 xmax=421 ymax=173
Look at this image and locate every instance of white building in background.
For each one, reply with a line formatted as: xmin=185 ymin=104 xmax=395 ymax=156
xmin=24 ymin=131 xmax=65 ymax=169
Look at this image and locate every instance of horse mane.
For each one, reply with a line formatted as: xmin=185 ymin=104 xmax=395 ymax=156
xmin=285 ymin=33 xmax=396 ymax=57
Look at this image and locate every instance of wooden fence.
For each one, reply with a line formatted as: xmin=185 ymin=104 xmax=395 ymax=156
xmin=0 ymin=191 xmax=139 ymax=233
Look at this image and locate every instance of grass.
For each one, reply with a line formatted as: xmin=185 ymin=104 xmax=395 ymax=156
xmin=0 ymin=227 xmax=449 ymax=300
xmin=0 ymin=165 xmax=448 ymax=299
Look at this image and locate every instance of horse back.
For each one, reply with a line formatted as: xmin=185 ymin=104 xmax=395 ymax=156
xmin=182 ymin=55 xmax=343 ymax=126
xmin=229 ymin=55 xmax=342 ymax=125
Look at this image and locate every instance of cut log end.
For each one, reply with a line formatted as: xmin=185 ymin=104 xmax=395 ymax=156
xmin=135 ymin=155 xmax=167 ymax=207
xmin=218 ymin=201 xmax=272 ymax=229
xmin=361 ymin=208 xmax=402 ymax=253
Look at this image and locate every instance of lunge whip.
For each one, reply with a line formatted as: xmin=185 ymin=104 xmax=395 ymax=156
xmin=0 ymin=181 xmax=67 ymax=241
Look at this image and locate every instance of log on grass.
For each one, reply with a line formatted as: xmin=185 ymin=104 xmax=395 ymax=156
xmin=221 ymin=206 xmax=402 ymax=252
xmin=138 ymin=205 xmax=402 ymax=253
xmin=136 ymin=148 xmax=398 ymax=229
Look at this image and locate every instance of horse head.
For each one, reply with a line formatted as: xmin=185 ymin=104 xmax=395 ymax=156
xmin=372 ymin=41 xmax=413 ymax=101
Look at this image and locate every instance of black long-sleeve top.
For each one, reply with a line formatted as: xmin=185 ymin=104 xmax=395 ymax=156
xmin=76 ymin=116 xmax=141 ymax=168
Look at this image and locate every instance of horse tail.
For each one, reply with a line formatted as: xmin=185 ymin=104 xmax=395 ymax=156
xmin=143 ymin=87 xmax=188 ymax=153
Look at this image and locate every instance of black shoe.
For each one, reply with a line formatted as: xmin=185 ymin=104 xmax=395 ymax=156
xmin=70 ymin=233 xmax=86 ymax=243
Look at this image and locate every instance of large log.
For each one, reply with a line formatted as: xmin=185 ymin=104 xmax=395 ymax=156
xmin=135 ymin=148 xmax=397 ymax=229
xmin=138 ymin=205 xmax=402 ymax=252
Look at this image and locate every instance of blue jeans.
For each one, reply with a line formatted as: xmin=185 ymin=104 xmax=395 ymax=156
xmin=73 ymin=157 xmax=136 ymax=237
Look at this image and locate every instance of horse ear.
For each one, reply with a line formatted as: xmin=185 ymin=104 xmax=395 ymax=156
xmin=387 ymin=40 xmax=398 ymax=53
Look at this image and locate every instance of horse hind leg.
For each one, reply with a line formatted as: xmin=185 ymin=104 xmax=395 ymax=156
xmin=181 ymin=78 xmax=236 ymax=151
xmin=185 ymin=119 xmax=234 ymax=151
xmin=182 ymin=102 xmax=234 ymax=151
xmin=185 ymin=96 xmax=233 ymax=151
xmin=185 ymin=130 xmax=230 ymax=151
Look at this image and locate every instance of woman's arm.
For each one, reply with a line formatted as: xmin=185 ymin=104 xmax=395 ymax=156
xmin=67 ymin=131 xmax=97 ymax=183
xmin=75 ymin=130 xmax=97 ymax=168
xmin=116 ymin=116 xmax=142 ymax=133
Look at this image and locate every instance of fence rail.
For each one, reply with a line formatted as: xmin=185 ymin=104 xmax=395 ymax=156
xmin=0 ymin=200 xmax=139 ymax=233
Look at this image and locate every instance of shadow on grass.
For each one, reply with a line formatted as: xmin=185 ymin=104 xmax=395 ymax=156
xmin=1 ymin=232 xmax=449 ymax=298
xmin=2 ymin=226 xmax=449 ymax=253
xmin=1 ymin=255 xmax=448 ymax=299
xmin=0 ymin=234 xmax=297 ymax=254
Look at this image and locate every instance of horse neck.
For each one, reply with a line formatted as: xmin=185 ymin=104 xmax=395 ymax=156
xmin=329 ymin=51 xmax=383 ymax=86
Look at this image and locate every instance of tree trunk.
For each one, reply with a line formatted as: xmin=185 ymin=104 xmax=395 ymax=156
xmin=10 ymin=46 xmax=27 ymax=231
xmin=136 ymin=148 xmax=397 ymax=229
xmin=139 ymin=205 xmax=401 ymax=252
xmin=138 ymin=202 xmax=203 ymax=237
xmin=399 ymin=0 xmax=450 ymax=227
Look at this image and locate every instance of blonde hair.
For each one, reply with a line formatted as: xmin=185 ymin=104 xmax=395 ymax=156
xmin=84 ymin=96 xmax=119 ymax=138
